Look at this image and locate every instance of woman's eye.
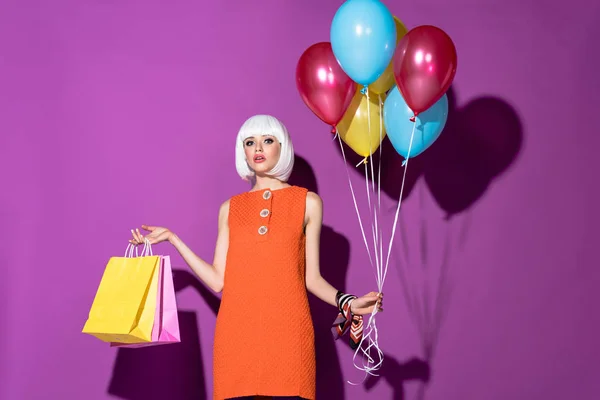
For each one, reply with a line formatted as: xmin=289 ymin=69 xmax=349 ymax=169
xmin=245 ymin=140 xmax=254 ymax=146
xmin=264 ymin=138 xmax=274 ymax=144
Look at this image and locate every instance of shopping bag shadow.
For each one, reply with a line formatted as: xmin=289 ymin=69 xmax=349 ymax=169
xmin=107 ymin=310 xmax=207 ymax=400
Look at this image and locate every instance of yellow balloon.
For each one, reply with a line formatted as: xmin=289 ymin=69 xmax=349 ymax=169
xmin=368 ymin=16 xmax=409 ymax=95
xmin=337 ymin=88 xmax=387 ymax=158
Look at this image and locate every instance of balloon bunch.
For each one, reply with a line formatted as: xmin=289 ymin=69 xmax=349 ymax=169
xmin=296 ymin=0 xmax=457 ymax=381
xmin=296 ymin=0 xmax=457 ymax=162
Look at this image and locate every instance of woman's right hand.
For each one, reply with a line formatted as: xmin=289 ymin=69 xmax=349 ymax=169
xmin=130 ymin=225 xmax=173 ymax=246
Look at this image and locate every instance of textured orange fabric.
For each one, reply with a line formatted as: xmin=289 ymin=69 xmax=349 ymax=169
xmin=213 ymin=186 xmax=316 ymax=400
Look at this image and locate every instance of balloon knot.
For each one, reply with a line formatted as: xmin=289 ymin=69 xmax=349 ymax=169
xmin=360 ymin=85 xmax=367 ymax=95
xmin=401 ymin=159 xmax=407 ymax=167
xmin=355 ymin=157 xmax=368 ymax=167
xmin=331 ymin=126 xmax=337 ymax=134
xmin=409 ymin=115 xmax=416 ymax=122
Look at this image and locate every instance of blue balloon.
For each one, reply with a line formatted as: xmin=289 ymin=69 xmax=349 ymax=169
xmin=330 ymin=0 xmax=396 ymax=86
xmin=383 ymin=86 xmax=449 ymax=161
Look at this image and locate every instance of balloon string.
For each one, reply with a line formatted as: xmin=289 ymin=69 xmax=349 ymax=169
xmin=364 ymin=88 xmax=382 ymax=288
xmin=377 ymin=94 xmax=384 ymax=292
xmin=383 ymin=121 xmax=416 ymax=284
xmin=365 ymin=161 xmax=381 ymax=288
xmin=348 ymin=308 xmax=383 ymax=385
xmin=356 ymin=157 xmax=368 ymax=167
xmin=347 ymin=91 xmax=388 ymax=385
xmin=366 ymin=88 xmax=375 ymax=194
xmin=350 ymin=92 xmax=391 ymax=384
xmin=336 ymin=131 xmax=376 ymax=277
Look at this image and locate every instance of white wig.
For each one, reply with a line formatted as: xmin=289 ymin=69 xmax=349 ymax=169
xmin=235 ymin=114 xmax=295 ymax=182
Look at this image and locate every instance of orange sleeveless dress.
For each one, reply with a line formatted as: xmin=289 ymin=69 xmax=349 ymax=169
xmin=213 ymin=186 xmax=316 ymax=400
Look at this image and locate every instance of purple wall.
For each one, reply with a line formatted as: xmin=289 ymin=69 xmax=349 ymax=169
xmin=2 ymin=0 xmax=598 ymax=399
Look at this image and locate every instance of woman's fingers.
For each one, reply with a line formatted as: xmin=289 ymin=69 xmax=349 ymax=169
xmin=131 ymin=228 xmax=143 ymax=244
xmin=141 ymin=225 xmax=154 ymax=232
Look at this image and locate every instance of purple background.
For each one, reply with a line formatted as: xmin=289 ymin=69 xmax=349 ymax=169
xmin=1 ymin=0 xmax=598 ymax=399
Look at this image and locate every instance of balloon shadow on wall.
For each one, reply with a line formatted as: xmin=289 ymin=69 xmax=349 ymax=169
xmin=421 ymin=86 xmax=524 ymax=218
xmin=290 ymin=155 xmax=430 ymax=399
xmin=391 ymin=86 xmax=523 ymax=400
xmin=107 ymin=311 xmax=207 ymax=400
xmin=331 ymin=85 xmax=523 ymax=216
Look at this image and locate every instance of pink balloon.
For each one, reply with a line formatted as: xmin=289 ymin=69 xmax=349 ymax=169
xmin=393 ymin=25 xmax=457 ymax=118
xmin=296 ymin=42 xmax=356 ymax=132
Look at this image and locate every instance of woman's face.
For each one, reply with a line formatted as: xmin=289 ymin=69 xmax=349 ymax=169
xmin=243 ymin=134 xmax=281 ymax=176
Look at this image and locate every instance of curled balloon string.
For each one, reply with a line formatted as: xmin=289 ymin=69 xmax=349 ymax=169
xmin=348 ymin=307 xmax=384 ymax=385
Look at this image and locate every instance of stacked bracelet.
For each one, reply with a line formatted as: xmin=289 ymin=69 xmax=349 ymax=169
xmin=336 ymin=290 xmax=357 ymax=314
xmin=332 ymin=290 xmax=364 ymax=350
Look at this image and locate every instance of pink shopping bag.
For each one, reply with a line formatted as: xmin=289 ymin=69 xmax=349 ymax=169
xmin=110 ymin=255 xmax=180 ymax=348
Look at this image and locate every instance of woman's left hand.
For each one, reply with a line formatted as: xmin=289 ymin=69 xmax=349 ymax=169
xmin=350 ymin=291 xmax=383 ymax=315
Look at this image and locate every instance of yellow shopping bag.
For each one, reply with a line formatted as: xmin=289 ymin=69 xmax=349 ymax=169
xmin=82 ymin=243 xmax=161 ymax=343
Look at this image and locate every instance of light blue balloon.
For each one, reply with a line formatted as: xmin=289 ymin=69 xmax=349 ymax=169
xmin=330 ymin=0 xmax=396 ymax=86
xmin=383 ymin=86 xmax=449 ymax=162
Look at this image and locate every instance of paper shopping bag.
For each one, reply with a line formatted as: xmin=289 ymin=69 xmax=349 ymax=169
xmin=110 ymin=255 xmax=180 ymax=348
xmin=82 ymin=246 xmax=161 ymax=343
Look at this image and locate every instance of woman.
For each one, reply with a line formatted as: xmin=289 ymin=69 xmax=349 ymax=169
xmin=129 ymin=114 xmax=382 ymax=400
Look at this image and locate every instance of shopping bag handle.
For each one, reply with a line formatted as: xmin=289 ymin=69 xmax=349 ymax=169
xmin=140 ymin=238 xmax=154 ymax=256
xmin=124 ymin=238 xmax=153 ymax=258
xmin=124 ymin=243 xmax=139 ymax=258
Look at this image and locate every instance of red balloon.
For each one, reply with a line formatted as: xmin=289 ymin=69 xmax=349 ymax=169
xmin=393 ymin=25 xmax=457 ymax=118
xmin=296 ymin=42 xmax=356 ymax=131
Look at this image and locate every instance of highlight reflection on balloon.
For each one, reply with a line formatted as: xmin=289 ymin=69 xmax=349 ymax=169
xmin=393 ymin=25 xmax=457 ymax=116
xmin=330 ymin=0 xmax=397 ymax=86
xmin=296 ymin=42 xmax=356 ymax=129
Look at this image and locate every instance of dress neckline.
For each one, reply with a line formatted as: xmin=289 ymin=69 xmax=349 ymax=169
xmin=248 ymin=185 xmax=296 ymax=194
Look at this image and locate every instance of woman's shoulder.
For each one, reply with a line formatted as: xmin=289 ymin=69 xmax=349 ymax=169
xmin=305 ymin=191 xmax=322 ymax=216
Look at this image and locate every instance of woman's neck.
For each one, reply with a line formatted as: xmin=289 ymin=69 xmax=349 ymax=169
xmin=250 ymin=175 xmax=290 ymax=192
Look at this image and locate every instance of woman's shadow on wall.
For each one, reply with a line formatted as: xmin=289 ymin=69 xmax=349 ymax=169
xmin=106 ymin=155 xmax=428 ymax=400
xmin=289 ymin=156 xmax=429 ymax=399
xmin=107 ymin=310 xmax=207 ymax=400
